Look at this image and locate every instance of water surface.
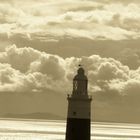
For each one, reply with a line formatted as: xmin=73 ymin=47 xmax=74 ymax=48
xmin=0 ymin=118 xmax=140 ymax=140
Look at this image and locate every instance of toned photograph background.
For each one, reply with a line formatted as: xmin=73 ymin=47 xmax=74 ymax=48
xmin=0 ymin=0 xmax=140 ymax=123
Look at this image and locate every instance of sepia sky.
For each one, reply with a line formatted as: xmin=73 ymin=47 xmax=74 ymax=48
xmin=1 ymin=0 xmax=140 ymax=122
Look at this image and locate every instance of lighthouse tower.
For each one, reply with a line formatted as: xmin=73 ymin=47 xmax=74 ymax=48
xmin=66 ymin=66 xmax=92 ymax=140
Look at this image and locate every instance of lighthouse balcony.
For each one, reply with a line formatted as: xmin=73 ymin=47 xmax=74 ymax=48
xmin=67 ymin=94 xmax=92 ymax=100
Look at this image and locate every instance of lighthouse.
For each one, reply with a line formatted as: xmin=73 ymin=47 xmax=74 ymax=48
xmin=66 ymin=66 xmax=92 ymax=140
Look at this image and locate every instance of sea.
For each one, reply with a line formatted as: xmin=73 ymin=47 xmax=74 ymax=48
xmin=0 ymin=118 xmax=140 ymax=140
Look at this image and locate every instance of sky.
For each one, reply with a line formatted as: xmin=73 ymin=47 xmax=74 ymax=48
xmin=1 ymin=0 xmax=140 ymax=123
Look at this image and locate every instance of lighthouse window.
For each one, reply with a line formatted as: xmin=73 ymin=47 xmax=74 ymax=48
xmin=73 ymin=111 xmax=77 ymax=116
xmin=74 ymin=81 xmax=78 ymax=90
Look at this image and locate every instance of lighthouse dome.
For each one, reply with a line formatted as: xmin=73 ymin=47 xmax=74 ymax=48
xmin=77 ymin=67 xmax=85 ymax=75
xmin=74 ymin=67 xmax=87 ymax=80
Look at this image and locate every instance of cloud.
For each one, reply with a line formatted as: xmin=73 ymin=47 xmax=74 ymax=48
xmin=0 ymin=45 xmax=70 ymax=92
xmin=0 ymin=45 xmax=41 ymax=72
xmin=0 ymin=0 xmax=139 ymax=42
xmin=0 ymin=63 xmax=24 ymax=91
xmin=93 ymin=0 xmax=140 ymax=4
xmin=29 ymin=55 xmax=66 ymax=80
xmin=0 ymin=0 xmax=138 ymax=70
xmin=0 ymin=44 xmax=139 ymax=98
xmin=106 ymin=4 xmax=140 ymax=32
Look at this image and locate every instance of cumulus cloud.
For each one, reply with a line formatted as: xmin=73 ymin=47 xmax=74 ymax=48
xmin=0 ymin=45 xmax=40 ymax=72
xmin=0 ymin=44 xmax=140 ymax=102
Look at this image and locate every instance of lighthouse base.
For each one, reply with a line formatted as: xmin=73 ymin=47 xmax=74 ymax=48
xmin=66 ymin=118 xmax=90 ymax=140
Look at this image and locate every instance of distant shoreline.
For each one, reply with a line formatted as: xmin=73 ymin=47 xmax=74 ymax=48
xmin=1 ymin=117 xmax=140 ymax=125
xmin=0 ymin=117 xmax=66 ymax=122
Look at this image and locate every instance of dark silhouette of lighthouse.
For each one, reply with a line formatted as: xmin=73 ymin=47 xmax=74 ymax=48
xmin=65 ymin=65 xmax=92 ymax=140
